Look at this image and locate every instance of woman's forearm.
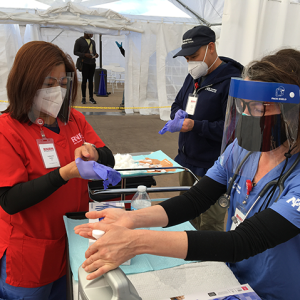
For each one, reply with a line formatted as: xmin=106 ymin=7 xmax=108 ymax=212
xmin=135 ymin=229 xmax=188 ymax=259
xmin=131 ymin=205 xmax=169 ymax=228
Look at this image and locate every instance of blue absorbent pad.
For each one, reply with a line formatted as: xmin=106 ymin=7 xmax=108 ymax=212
xmin=63 ymin=217 xmax=89 ymax=281
xmin=118 ymin=150 xmax=183 ymax=178
xmin=63 ymin=216 xmax=196 ymax=281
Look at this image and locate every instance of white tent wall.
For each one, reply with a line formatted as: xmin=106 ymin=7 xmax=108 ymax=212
xmin=126 ymin=21 xmax=195 ymax=120
xmin=0 ymin=21 xmax=194 ymax=121
xmin=218 ymin=0 xmax=300 ymax=66
xmin=125 ymin=29 xmax=142 ymax=116
xmin=102 ymin=35 xmax=126 ymax=68
xmin=24 ymin=24 xmax=42 ymax=43
xmin=0 ymin=24 xmax=22 ymax=111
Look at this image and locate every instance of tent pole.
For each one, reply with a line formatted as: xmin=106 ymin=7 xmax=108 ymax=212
xmin=50 ymin=30 xmax=64 ymax=43
xmin=174 ymin=0 xmax=221 ymax=27
xmin=99 ymin=34 xmax=102 ymax=69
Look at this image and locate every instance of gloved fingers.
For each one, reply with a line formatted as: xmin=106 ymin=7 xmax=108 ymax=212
xmin=93 ymin=164 xmax=121 ymax=189
xmin=76 ymin=158 xmax=100 ymax=180
xmin=159 ymin=127 xmax=168 ymax=135
xmin=107 ymin=169 xmax=122 ymax=186
xmin=175 ymin=109 xmax=188 ymax=119
xmin=168 ymin=117 xmax=184 ymax=133
xmin=158 ymin=120 xmax=172 ymax=135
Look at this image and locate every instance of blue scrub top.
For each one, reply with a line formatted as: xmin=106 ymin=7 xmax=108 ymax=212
xmin=206 ymin=140 xmax=300 ymax=300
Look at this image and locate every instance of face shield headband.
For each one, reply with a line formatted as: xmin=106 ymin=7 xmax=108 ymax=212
xmin=28 ymin=72 xmax=74 ymax=126
xmin=221 ymin=78 xmax=300 ymax=154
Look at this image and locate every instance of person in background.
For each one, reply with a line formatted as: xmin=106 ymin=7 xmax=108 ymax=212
xmin=171 ymin=25 xmax=243 ymax=231
xmin=0 ymin=41 xmax=114 ymax=300
xmin=74 ymin=30 xmax=99 ymax=104
xmin=75 ymin=48 xmax=300 ymax=300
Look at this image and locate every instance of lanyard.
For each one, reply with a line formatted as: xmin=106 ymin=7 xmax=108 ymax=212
xmin=218 ymin=151 xmax=252 ymax=208
xmin=36 ymin=119 xmax=61 ymax=168
xmin=193 ymin=81 xmax=213 ymax=96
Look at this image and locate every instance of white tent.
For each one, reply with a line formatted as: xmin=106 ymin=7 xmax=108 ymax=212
xmin=219 ymin=0 xmax=300 ymax=66
xmin=1 ymin=0 xmax=299 ymax=120
xmin=0 ymin=0 xmax=225 ymax=119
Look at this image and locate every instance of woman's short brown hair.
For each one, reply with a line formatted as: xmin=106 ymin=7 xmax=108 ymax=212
xmin=3 ymin=41 xmax=78 ymax=122
xmin=243 ymin=48 xmax=300 ymax=86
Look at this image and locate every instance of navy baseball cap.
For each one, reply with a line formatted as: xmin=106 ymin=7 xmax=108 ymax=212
xmin=173 ymin=25 xmax=216 ymax=58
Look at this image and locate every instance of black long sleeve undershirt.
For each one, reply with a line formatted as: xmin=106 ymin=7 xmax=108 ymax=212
xmin=0 ymin=146 xmax=115 ymax=215
xmin=159 ymin=176 xmax=300 ymax=263
xmin=96 ymin=146 xmax=115 ymax=167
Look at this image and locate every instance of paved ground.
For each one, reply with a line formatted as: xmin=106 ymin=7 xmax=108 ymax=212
xmin=76 ymin=82 xmax=181 ymax=201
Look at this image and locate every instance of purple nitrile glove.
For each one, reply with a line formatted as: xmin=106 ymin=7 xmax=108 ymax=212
xmin=75 ymin=158 xmax=121 ymax=190
xmin=159 ymin=109 xmax=188 ymax=134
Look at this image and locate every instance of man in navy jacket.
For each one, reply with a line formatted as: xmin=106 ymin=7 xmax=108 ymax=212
xmin=172 ymin=25 xmax=243 ymax=231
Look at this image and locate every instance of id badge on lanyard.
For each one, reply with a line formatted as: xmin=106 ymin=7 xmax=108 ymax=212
xmin=230 ymin=179 xmax=254 ymax=230
xmin=36 ymin=120 xmax=60 ymax=169
xmin=230 ymin=205 xmax=246 ymax=231
xmin=185 ymin=93 xmax=198 ymax=115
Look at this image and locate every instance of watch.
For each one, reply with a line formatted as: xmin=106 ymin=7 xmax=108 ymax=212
xmin=83 ymin=142 xmax=96 ymax=149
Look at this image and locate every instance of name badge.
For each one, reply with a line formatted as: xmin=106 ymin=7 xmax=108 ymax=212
xmin=230 ymin=207 xmax=246 ymax=230
xmin=185 ymin=93 xmax=198 ymax=115
xmin=37 ymin=138 xmax=60 ymax=169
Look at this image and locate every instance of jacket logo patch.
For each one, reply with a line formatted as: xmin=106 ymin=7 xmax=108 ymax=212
xmin=71 ymin=133 xmax=84 ymax=145
xmin=286 ymin=197 xmax=300 ymax=211
xmin=205 ymin=87 xmax=217 ymax=93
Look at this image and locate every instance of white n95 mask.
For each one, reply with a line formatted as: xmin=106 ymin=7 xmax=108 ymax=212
xmin=33 ymin=86 xmax=66 ymax=118
xmin=188 ymin=45 xmax=218 ymax=80
xmin=188 ymin=61 xmax=209 ymax=80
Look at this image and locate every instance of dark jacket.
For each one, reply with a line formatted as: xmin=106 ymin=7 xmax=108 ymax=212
xmin=171 ymin=56 xmax=243 ymax=169
xmin=73 ymin=36 xmax=97 ymax=65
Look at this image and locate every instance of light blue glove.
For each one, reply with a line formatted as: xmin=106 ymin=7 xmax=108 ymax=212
xmin=115 ymin=41 xmax=122 ymax=48
xmin=159 ymin=109 xmax=188 ymax=134
xmin=75 ymin=158 xmax=121 ymax=190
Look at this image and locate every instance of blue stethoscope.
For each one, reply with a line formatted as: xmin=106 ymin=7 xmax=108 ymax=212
xmin=218 ymin=151 xmax=300 ymax=219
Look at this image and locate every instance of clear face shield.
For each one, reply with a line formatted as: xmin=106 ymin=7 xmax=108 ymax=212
xmin=217 ymin=78 xmax=300 ymax=210
xmin=221 ymin=78 xmax=300 ymax=156
xmin=28 ymin=72 xmax=74 ymax=126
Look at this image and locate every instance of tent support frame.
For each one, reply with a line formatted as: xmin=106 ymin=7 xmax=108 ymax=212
xmin=50 ymin=29 xmax=64 ymax=43
xmin=174 ymin=0 xmax=222 ymax=27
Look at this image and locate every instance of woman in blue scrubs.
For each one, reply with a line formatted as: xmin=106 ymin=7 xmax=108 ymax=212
xmin=75 ymin=48 xmax=300 ymax=300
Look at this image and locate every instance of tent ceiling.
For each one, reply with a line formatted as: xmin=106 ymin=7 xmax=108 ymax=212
xmin=0 ymin=2 xmax=144 ymax=34
xmin=0 ymin=0 xmax=221 ymax=25
xmin=36 ymin=0 xmax=117 ymax=7
xmin=167 ymin=0 xmax=223 ymax=25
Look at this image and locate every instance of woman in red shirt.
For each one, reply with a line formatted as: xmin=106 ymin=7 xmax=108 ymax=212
xmin=0 ymin=41 xmax=115 ymax=299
